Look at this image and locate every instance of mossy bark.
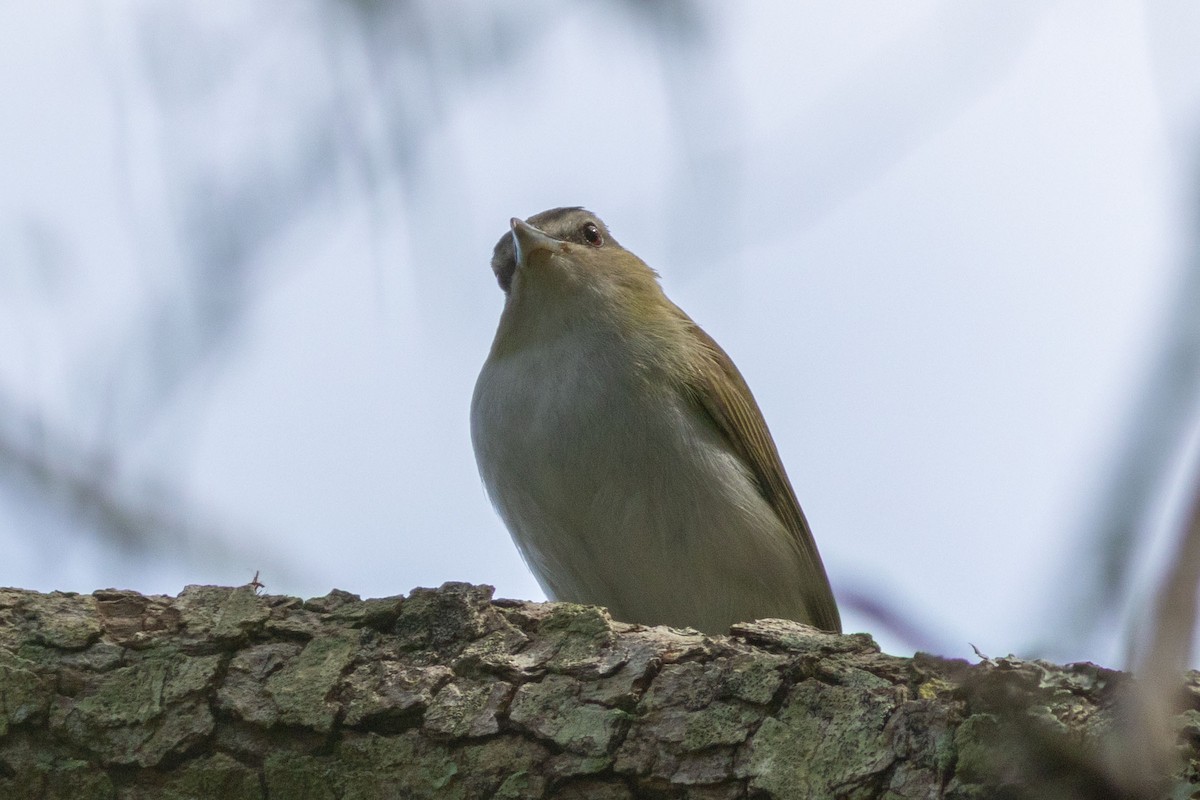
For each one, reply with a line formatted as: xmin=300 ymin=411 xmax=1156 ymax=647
xmin=0 ymin=582 xmax=1196 ymax=799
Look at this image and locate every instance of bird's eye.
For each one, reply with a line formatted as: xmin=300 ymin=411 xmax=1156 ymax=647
xmin=582 ymin=222 xmax=603 ymax=247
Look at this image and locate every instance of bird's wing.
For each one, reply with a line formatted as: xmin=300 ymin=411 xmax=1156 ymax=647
xmin=680 ymin=321 xmax=842 ymax=633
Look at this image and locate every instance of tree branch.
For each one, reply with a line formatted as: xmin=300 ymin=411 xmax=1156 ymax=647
xmin=0 ymin=582 xmax=1196 ymax=798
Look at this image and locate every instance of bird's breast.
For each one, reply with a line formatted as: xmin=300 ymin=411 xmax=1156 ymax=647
xmin=473 ymin=329 xmax=702 ymax=555
xmin=472 ymin=332 xmax=660 ymax=511
xmin=471 ymin=329 xmax=807 ymax=632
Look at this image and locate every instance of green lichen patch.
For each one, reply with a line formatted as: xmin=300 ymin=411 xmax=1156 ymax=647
xmin=817 ymin=663 xmax=896 ymax=690
xmin=615 ymin=696 xmax=762 ymax=784
xmin=175 ymin=586 xmax=244 ymax=635
xmin=486 ymin=602 xmax=627 ymax=683
xmin=671 ymin=746 xmax=737 ymax=785
xmin=216 ymin=641 xmax=304 ymax=726
xmin=342 ymin=660 xmax=453 ymax=729
xmin=451 ymin=626 xmax=533 ymax=680
xmin=395 ymin=583 xmax=499 ymax=655
xmin=130 ymin=752 xmax=263 ymax=800
xmin=301 ymin=590 xmax=406 ymax=632
xmin=719 ymin=653 xmax=786 ymax=705
xmin=951 ymin=712 xmax=1003 ymax=786
xmin=263 ymin=604 xmax=326 ymax=640
xmin=28 ymin=593 xmax=103 ymax=651
xmin=0 ymin=753 xmax=115 ymax=800
xmin=211 ymin=588 xmax=272 ymax=644
xmin=267 ymin=632 xmax=358 ymax=733
xmin=547 ymin=779 xmax=634 ymax=800
xmin=745 ymin=679 xmax=899 ymax=797
xmin=454 ymin=736 xmax=553 ymax=797
xmin=545 ymin=751 xmax=612 ymax=779
xmin=53 ymin=651 xmax=221 ymax=766
xmin=576 ymin=639 xmax=661 ymax=711
xmin=509 ymin=674 xmax=628 ymax=758
xmin=493 ymin=769 xmax=543 ymax=799
xmin=263 ymin=751 xmax=336 ymax=800
xmin=681 ymin=702 xmax=763 ymax=751
xmin=422 ymin=678 xmax=512 ymax=739
xmin=731 ymin=618 xmax=878 ymax=658
xmin=0 ymin=583 xmax=1191 ymax=797
xmin=339 ymin=596 xmax=406 ymax=631
xmin=303 ymin=589 xmax=363 ymax=614
xmin=640 ymin=662 xmax=718 ymax=712
xmin=173 ymin=586 xmax=271 ymax=648
xmin=514 ymin=604 xmax=629 ymax=679
xmin=335 ymin=732 xmax=460 ymax=799
xmin=93 ymin=590 xmax=182 ymax=649
xmin=0 ymin=649 xmax=50 ymax=734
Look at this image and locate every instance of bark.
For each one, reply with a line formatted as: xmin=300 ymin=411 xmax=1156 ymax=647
xmin=0 ymin=582 xmax=1196 ymax=799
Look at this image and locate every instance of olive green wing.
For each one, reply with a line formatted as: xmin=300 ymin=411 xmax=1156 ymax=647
xmin=681 ymin=321 xmax=842 ymax=633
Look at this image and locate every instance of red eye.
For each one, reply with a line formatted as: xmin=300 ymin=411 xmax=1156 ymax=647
xmin=582 ymin=223 xmax=603 ymax=246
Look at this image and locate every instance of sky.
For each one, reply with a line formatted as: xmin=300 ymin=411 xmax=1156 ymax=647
xmin=2 ymin=1 xmax=1200 ymax=667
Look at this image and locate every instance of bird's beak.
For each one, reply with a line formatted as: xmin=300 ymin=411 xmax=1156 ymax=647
xmin=510 ymin=217 xmax=560 ymax=266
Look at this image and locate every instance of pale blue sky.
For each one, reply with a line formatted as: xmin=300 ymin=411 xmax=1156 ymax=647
xmin=2 ymin=1 xmax=1199 ymax=666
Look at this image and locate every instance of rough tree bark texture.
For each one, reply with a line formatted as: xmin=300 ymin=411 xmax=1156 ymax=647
xmin=0 ymin=581 xmax=1197 ymax=799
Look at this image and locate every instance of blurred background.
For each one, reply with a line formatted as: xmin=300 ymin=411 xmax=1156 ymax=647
xmin=2 ymin=1 xmax=1200 ymax=667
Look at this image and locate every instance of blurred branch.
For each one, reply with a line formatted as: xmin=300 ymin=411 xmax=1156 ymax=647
xmin=104 ymin=0 xmax=715 ymax=433
xmin=1067 ymin=175 xmax=1200 ymax=654
xmin=1106 ymin=447 xmax=1200 ymax=796
xmin=0 ymin=388 xmax=297 ymax=581
xmin=837 ymin=581 xmax=958 ymax=656
xmin=988 ymin=454 xmax=1200 ymax=800
xmin=5 ymin=0 xmax=726 ymax=566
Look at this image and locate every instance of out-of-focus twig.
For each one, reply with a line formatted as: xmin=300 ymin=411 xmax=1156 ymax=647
xmin=1066 ymin=192 xmax=1200 ymax=654
xmin=1108 ymin=449 xmax=1200 ymax=797
xmin=837 ymin=582 xmax=958 ymax=655
xmin=0 ymin=388 xmax=299 ymax=582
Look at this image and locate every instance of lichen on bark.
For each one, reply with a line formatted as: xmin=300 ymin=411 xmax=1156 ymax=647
xmin=0 ymin=582 xmax=1196 ymax=799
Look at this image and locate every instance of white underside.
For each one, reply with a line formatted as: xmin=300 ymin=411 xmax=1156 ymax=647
xmin=471 ymin=325 xmax=816 ymax=634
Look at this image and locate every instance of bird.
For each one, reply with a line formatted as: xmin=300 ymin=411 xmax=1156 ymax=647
xmin=470 ymin=207 xmax=841 ymax=635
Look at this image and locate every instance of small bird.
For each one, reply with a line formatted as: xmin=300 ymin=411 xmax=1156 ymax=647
xmin=471 ymin=208 xmax=841 ymax=634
